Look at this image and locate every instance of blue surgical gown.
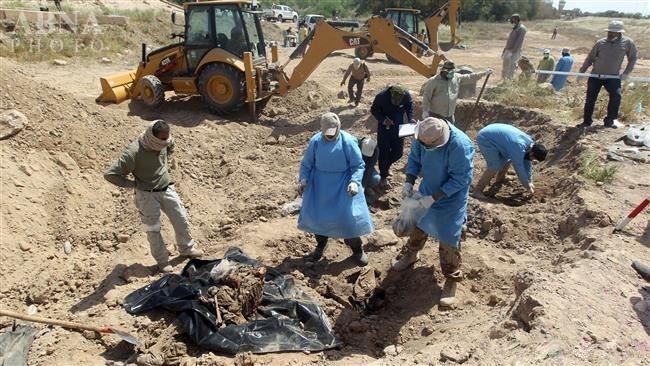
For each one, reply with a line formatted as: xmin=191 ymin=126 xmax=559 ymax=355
xmin=476 ymin=123 xmax=533 ymax=186
xmin=298 ymin=131 xmax=374 ymax=239
xmin=551 ymin=55 xmax=574 ymax=91
xmin=406 ymin=123 xmax=474 ymax=247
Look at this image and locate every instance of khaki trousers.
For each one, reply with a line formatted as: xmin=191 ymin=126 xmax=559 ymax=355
xmin=501 ymin=50 xmax=521 ymax=80
xmin=406 ymin=227 xmax=463 ymax=280
xmin=134 ymin=185 xmax=194 ymax=264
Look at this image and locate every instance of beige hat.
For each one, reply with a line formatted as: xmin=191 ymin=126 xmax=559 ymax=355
xmin=361 ymin=137 xmax=377 ymax=157
xmin=415 ymin=117 xmax=450 ymax=148
xmin=605 ymin=20 xmax=625 ymax=33
xmin=320 ymin=112 xmax=340 ymax=136
xmin=561 ymin=47 xmax=570 ymax=54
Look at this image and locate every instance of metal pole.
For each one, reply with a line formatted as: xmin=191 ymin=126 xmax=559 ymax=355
xmin=534 ymin=70 xmax=650 ymax=82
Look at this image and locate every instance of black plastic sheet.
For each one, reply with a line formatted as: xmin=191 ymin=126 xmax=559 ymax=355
xmin=123 ymin=247 xmax=339 ymax=355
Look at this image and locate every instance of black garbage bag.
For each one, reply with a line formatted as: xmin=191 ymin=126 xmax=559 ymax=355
xmin=123 ymin=247 xmax=339 ymax=355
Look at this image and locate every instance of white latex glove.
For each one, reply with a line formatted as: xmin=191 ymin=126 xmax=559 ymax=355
xmin=527 ymin=182 xmax=535 ymax=195
xmin=298 ymin=179 xmax=307 ymax=195
xmin=418 ymin=195 xmax=435 ymax=208
xmin=402 ymin=182 xmax=414 ymax=198
xmin=485 ymin=68 xmax=493 ymax=75
xmin=422 ymin=111 xmax=430 ymax=119
xmin=347 ymin=182 xmax=359 ymax=196
xmin=620 ymin=73 xmax=629 ymax=80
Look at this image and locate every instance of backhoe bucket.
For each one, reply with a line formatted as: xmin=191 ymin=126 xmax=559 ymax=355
xmin=97 ymin=71 xmax=137 ymax=103
xmin=438 ymin=41 xmax=455 ymax=52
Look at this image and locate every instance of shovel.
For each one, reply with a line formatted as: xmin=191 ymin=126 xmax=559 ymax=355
xmin=466 ymin=72 xmax=491 ymax=127
xmin=0 ymin=309 xmax=142 ymax=346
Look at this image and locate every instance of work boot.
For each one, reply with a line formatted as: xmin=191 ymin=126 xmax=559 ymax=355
xmin=391 ymin=249 xmax=420 ymax=271
xmin=306 ymin=236 xmax=328 ymax=262
xmin=346 ymin=238 xmax=369 ymax=267
xmin=180 ymin=247 xmax=204 ymax=258
xmin=354 ymin=100 xmax=360 ymax=107
xmin=158 ymin=263 xmax=173 ymax=273
xmin=439 ymin=279 xmax=458 ymax=307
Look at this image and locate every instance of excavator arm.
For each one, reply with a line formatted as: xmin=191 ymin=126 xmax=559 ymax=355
xmin=424 ymin=0 xmax=461 ymax=52
xmin=272 ymin=18 xmax=446 ymax=95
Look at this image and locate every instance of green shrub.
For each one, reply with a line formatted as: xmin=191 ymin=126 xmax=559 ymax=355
xmin=579 ymin=153 xmax=618 ymax=183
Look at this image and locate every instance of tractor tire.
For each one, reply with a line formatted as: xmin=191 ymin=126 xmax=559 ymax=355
xmin=355 ymin=46 xmax=372 ymax=60
xmin=140 ymin=75 xmax=165 ymax=108
xmin=293 ymin=15 xmax=298 ymax=23
xmin=198 ymin=63 xmax=245 ymax=115
xmin=277 ymin=14 xmax=283 ymax=22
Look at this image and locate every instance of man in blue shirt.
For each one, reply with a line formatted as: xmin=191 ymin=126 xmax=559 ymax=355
xmin=472 ymin=123 xmax=547 ymax=199
xmin=370 ymin=85 xmax=415 ymax=188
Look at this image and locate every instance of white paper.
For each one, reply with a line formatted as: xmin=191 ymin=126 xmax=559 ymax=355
xmin=399 ymin=123 xmax=417 ymax=138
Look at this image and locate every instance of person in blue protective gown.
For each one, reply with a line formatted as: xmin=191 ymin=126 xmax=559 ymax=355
xmin=550 ymin=48 xmax=574 ymax=91
xmin=297 ymin=112 xmax=373 ymax=266
xmin=391 ymin=117 xmax=475 ymax=307
xmin=472 ymin=123 xmax=547 ymax=199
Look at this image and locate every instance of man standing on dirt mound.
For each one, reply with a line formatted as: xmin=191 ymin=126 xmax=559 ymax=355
xmin=577 ymin=20 xmax=637 ymax=129
xmin=392 ymin=118 xmax=475 ymax=307
xmin=104 ymin=120 xmax=204 ymax=273
xmin=297 ymin=112 xmax=373 ymax=266
xmin=472 ymin=123 xmax=547 ymax=199
xmin=370 ymin=84 xmax=415 ymax=189
xmin=501 ymin=14 xmax=527 ymax=81
xmin=421 ymin=59 xmax=492 ymax=123
xmin=341 ymin=57 xmax=371 ymax=107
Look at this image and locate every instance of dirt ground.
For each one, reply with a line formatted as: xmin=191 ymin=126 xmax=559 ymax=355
xmin=0 ymin=2 xmax=649 ymax=366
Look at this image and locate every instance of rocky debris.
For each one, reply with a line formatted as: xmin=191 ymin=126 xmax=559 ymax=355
xmin=440 ymin=345 xmax=471 ymax=364
xmin=122 ymin=264 xmax=153 ymax=279
xmin=116 ymin=234 xmax=130 ymax=243
xmin=27 ymin=289 xmax=48 ymax=304
xmin=234 ymin=352 xmax=255 ymax=366
xmin=82 ymin=330 xmax=99 ymax=340
xmin=101 ymin=57 xmax=112 ymax=63
xmin=52 ymin=59 xmax=68 ymax=66
xmin=383 ymin=344 xmax=403 ymax=356
xmin=265 ymin=136 xmax=278 ymax=145
xmin=367 ymin=229 xmax=399 ymax=247
xmin=53 ymin=152 xmax=79 ymax=171
xmin=19 ymin=242 xmax=31 ymax=251
xmin=97 ymin=240 xmax=116 ymax=252
xmin=487 ymin=294 xmax=501 ymax=306
xmin=337 ymin=91 xmax=346 ymax=99
xmin=0 ymin=109 xmax=28 ymax=140
xmin=512 ymin=293 xmax=545 ymax=330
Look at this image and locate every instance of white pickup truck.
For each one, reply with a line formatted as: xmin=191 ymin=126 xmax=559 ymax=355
xmin=264 ymin=5 xmax=298 ymax=23
xmin=300 ymin=14 xmax=325 ymax=31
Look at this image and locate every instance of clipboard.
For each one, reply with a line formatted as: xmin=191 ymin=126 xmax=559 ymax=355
xmin=398 ymin=123 xmax=417 ymax=138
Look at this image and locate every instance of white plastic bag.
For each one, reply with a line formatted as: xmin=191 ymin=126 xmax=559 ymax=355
xmin=392 ymin=192 xmax=427 ymax=237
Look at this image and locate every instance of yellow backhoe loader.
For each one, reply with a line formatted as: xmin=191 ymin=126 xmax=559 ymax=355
xmin=97 ymin=0 xmax=458 ymax=120
xmin=354 ymin=0 xmax=461 ymax=62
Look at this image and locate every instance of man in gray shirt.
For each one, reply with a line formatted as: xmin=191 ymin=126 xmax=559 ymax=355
xmin=104 ymin=120 xmax=204 ymax=272
xmin=578 ymin=20 xmax=637 ymax=129
xmin=501 ymin=14 xmax=527 ymax=80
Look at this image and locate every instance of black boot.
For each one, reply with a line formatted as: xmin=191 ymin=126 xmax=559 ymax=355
xmin=345 ymin=238 xmax=368 ymax=266
xmin=307 ymin=235 xmax=328 ymax=262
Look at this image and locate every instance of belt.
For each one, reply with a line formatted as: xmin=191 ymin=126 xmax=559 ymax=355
xmin=142 ymin=183 xmax=173 ymax=192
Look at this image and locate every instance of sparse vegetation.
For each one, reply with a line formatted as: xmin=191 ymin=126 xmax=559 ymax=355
xmin=484 ymin=77 xmax=556 ymax=110
xmin=579 ymin=153 xmax=618 ymax=183
xmin=571 ymin=81 xmax=650 ymax=122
